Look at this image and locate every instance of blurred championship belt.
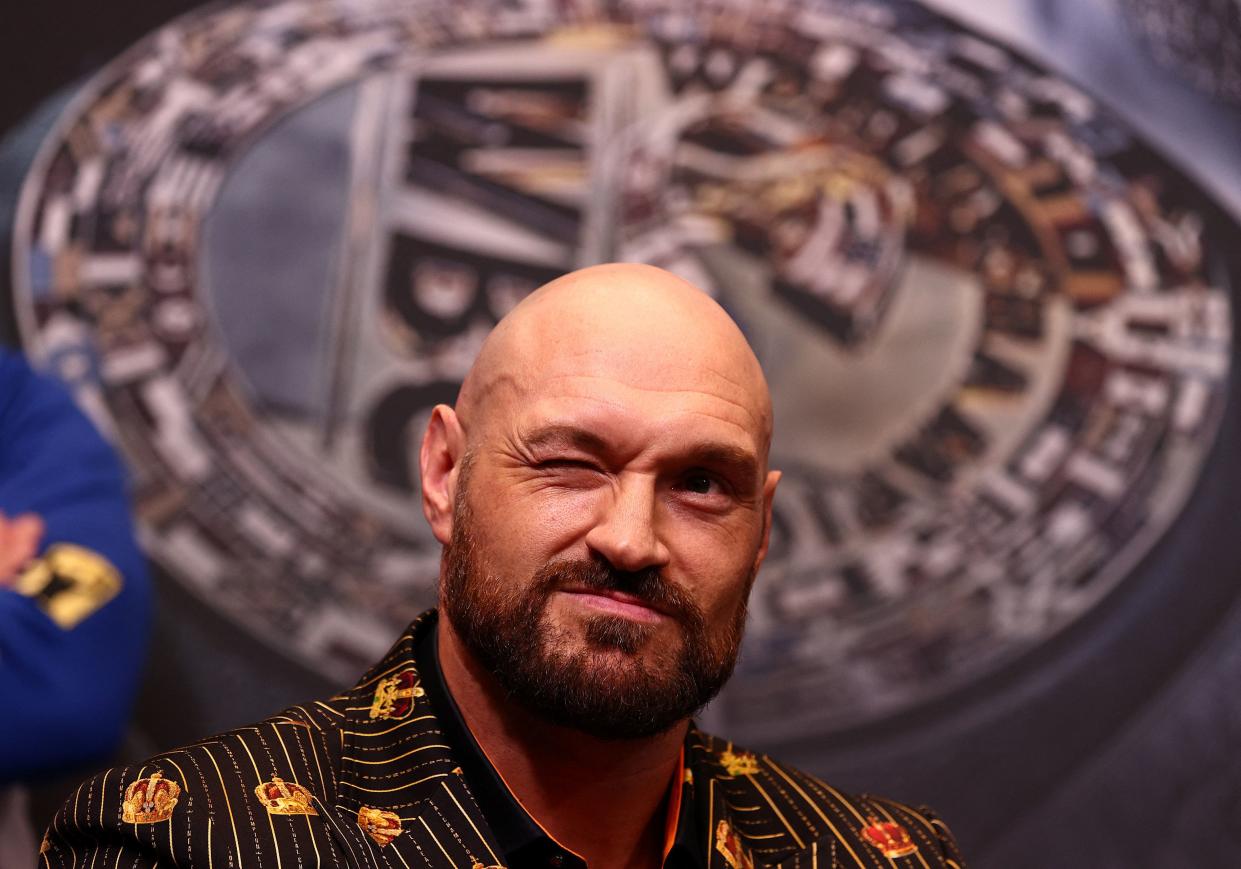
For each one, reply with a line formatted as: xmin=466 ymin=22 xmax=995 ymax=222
xmin=14 ymin=544 xmax=122 ymax=629
xmin=7 ymin=0 xmax=1237 ymax=743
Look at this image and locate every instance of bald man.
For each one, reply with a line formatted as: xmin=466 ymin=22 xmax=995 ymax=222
xmin=42 ymin=265 xmax=964 ymax=868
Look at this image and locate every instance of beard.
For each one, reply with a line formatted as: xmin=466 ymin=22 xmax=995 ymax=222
xmin=440 ymin=486 xmax=751 ymax=740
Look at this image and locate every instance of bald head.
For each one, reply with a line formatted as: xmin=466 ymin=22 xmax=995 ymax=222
xmin=457 ymin=262 xmax=773 ymax=460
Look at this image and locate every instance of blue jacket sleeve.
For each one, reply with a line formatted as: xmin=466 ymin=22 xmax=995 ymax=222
xmin=0 ymin=350 xmax=152 ymax=783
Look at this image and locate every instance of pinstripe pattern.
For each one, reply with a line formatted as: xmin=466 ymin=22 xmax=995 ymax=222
xmin=41 ymin=612 xmax=963 ymax=867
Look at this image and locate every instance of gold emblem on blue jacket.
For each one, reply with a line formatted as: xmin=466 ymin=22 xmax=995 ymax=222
xmin=15 ymin=544 xmax=121 ymax=629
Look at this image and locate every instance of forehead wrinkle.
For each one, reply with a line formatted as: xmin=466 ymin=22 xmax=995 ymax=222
xmin=534 ymin=338 xmax=771 ymax=427
xmin=535 ymin=373 xmax=767 ymax=435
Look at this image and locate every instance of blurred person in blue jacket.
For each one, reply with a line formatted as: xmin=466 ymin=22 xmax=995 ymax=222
xmin=0 ymin=348 xmax=151 ymax=859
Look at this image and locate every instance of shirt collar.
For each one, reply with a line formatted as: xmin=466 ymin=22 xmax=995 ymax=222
xmin=415 ymin=623 xmax=704 ymax=869
xmin=665 ymin=748 xmax=703 ymax=869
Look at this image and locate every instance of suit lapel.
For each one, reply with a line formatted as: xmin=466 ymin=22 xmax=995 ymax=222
xmin=332 ymin=611 xmax=507 ymax=868
xmin=689 ymin=729 xmax=818 ymax=869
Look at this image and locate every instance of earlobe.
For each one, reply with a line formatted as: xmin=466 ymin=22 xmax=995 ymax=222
xmin=419 ymin=405 xmax=465 ymax=546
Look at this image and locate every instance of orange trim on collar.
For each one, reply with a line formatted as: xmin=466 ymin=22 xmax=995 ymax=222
xmin=661 ymin=746 xmax=686 ymax=862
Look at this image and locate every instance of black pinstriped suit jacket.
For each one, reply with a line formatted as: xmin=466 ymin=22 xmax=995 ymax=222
xmin=41 ymin=611 xmax=965 ymax=868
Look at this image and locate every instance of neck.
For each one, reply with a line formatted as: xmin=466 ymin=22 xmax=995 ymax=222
xmin=437 ymin=616 xmax=686 ymax=869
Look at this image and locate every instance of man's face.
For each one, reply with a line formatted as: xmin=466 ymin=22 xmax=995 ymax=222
xmin=438 ymin=350 xmax=778 ymax=738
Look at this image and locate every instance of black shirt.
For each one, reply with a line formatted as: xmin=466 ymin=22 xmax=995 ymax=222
xmin=414 ymin=627 xmax=703 ymax=869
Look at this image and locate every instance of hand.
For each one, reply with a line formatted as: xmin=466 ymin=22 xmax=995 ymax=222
xmin=0 ymin=512 xmax=45 ymax=586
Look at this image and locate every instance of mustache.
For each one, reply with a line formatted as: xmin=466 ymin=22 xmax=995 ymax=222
xmin=531 ymin=558 xmax=705 ymax=628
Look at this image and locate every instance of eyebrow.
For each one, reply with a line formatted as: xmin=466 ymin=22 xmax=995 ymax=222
xmin=522 ymin=424 xmax=610 ymax=455
xmin=691 ymin=443 xmax=761 ymax=486
xmin=521 ymin=424 xmax=760 ymax=485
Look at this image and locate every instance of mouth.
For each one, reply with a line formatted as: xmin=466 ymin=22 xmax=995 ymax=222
xmin=556 ymin=588 xmax=670 ymax=624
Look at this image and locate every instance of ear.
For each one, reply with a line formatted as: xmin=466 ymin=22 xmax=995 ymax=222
xmin=752 ymin=469 xmax=782 ymax=574
xmin=419 ymin=404 xmax=467 ymax=546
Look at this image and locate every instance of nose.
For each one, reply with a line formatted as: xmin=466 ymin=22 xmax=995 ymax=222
xmin=584 ymin=474 xmax=671 ymax=573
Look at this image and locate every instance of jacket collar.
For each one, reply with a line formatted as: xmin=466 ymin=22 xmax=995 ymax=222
xmin=335 ymin=610 xmax=507 ymax=866
xmin=685 ymin=731 xmax=811 ymax=869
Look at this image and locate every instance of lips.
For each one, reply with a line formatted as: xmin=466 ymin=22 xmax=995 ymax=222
xmin=557 ymin=588 xmax=669 ymax=623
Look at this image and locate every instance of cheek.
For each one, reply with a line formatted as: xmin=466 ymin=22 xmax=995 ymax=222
xmin=473 ymin=482 xmax=603 ymax=556
xmin=662 ymin=516 xmax=761 ymax=611
xmin=663 ymin=502 xmax=764 ymax=559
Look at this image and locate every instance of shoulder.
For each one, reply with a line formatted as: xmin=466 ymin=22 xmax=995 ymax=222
xmin=41 ymin=698 xmax=348 ymax=866
xmin=0 ymin=350 xmax=95 ymax=451
xmin=688 ymin=731 xmax=965 ymax=868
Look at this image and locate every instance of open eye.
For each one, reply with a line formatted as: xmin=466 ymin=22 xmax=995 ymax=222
xmin=683 ymin=471 xmax=718 ymax=495
xmin=676 ymin=468 xmax=735 ymax=501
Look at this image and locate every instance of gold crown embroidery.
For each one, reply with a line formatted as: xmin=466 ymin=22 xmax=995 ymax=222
xmin=715 ymin=820 xmax=755 ymax=869
xmin=358 ymin=806 xmax=403 ymax=847
xmin=122 ymin=772 xmax=181 ymax=823
xmin=254 ymin=777 xmax=318 ymax=816
xmin=718 ymin=749 xmax=760 ymax=777
xmin=861 ymin=817 xmax=918 ymax=858
xmin=369 ymin=671 xmax=424 ymax=720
